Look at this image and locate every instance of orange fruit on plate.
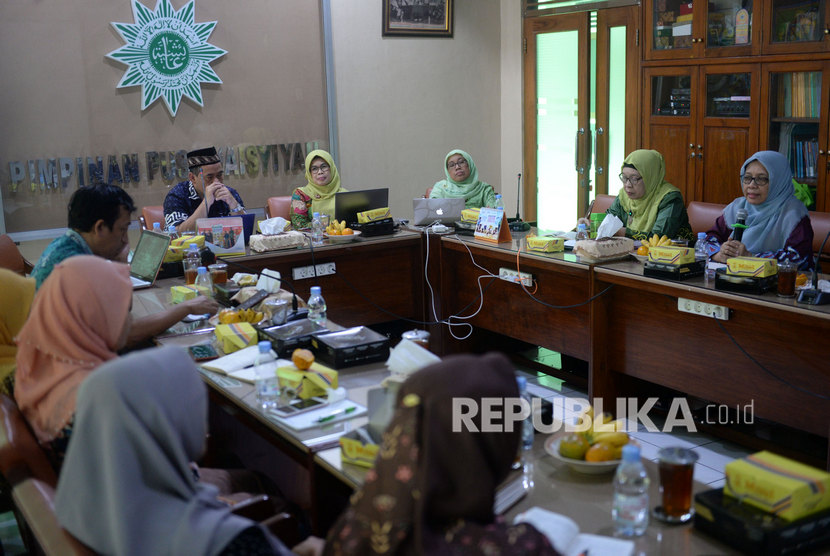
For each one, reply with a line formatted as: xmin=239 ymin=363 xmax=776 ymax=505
xmin=584 ymin=442 xmax=618 ymax=462
xmin=636 ymin=245 xmax=649 ymax=256
xmin=558 ymin=433 xmax=590 ymax=460
xmin=796 ymin=273 xmax=808 ymax=287
xmin=292 ymin=348 xmax=315 ymax=370
xmin=342 ymin=228 xmax=354 ymax=235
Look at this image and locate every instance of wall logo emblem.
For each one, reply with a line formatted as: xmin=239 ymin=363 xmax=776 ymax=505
xmin=107 ymin=0 xmax=226 ymax=116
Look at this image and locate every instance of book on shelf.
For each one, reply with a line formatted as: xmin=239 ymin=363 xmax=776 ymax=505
xmin=778 ymin=72 xmax=820 ymax=118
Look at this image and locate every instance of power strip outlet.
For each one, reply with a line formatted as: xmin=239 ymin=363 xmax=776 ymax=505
xmin=498 ymin=267 xmax=533 ymax=287
xmin=292 ymin=262 xmax=336 ymax=280
xmin=677 ymin=297 xmax=730 ymax=320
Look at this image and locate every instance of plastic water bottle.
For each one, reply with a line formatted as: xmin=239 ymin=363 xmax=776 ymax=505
xmin=576 ymin=222 xmax=589 ymax=241
xmin=166 ymin=224 xmax=179 ymax=240
xmin=493 ymin=194 xmax=504 ymax=211
xmin=152 ymin=221 xmax=162 ymax=233
xmin=516 ymin=376 xmax=534 ymax=453
xmin=183 ymin=244 xmax=201 ymax=285
xmin=194 ymin=266 xmax=213 ymax=297
xmin=695 ymin=232 xmax=715 ymax=279
xmin=307 ymin=286 xmax=327 ymax=325
xmin=311 ymin=212 xmax=324 ymax=246
xmin=613 ymin=444 xmax=650 ymax=537
xmin=254 ymin=341 xmax=279 ymax=410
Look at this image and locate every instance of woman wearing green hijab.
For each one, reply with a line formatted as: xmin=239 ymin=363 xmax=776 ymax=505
xmin=429 ymin=149 xmax=496 ymax=209
xmin=605 ymin=150 xmax=692 ymax=240
xmin=291 ymin=149 xmax=347 ymax=229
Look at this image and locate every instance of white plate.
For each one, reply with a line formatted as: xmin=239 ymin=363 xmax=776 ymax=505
xmin=544 ymin=436 xmax=621 ymax=475
xmin=324 ymin=231 xmax=361 ymax=243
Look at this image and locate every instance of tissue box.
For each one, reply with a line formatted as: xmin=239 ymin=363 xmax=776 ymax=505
xmin=648 ymin=245 xmax=695 ymax=266
xmin=461 ymin=208 xmax=480 ymax=223
xmin=172 ymin=235 xmax=205 ymax=248
xmin=214 ymin=323 xmax=258 ymax=354
xmin=170 ymin=284 xmax=210 ymax=303
xmin=526 ymin=235 xmax=564 ymax=253
xmin=724 ymin=451 xmax=830 ymax=521
xmin=357 ymin=207 xmax=391 ymax=223
xmin=276 ymin=362 xmax=338 ymax=399
xmin=726 ymin=257 xmax=778 ymax=278
xmin=339 ymin=429 xmax=380 ymax=468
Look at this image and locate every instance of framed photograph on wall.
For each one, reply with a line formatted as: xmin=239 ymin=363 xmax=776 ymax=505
xmin=383 ymin=0 xmax=453 ymax=38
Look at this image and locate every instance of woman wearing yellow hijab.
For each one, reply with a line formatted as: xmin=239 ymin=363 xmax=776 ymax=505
xmin=0 ymin=269 xmax=36 ymax=396
xmin=606 ymin=150 xmax=692 ymax=240
xmin=290 ymin=150 xmax=347 ymax=229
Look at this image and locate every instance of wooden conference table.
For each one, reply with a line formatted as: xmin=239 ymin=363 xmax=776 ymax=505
xmin=434 ymin=233 xmax=830 ymax=447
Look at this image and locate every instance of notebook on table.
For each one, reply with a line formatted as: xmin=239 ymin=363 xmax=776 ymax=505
xmin=412 ymin=197 xmax=465 ymax=226
xmin=334 ymin=188 xmax=389 ymax=227
xmin=129 ymin=229 xmax=171 ymax=289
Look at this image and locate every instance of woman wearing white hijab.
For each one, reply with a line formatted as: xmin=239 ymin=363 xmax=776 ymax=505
xmin=54 ymin=346 xmax=294 ymax=556
xmin=708 ymin=151 xmax=814 ymax=269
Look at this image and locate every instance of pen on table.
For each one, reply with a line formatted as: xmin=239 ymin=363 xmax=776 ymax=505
xmin=317 ymin=406 xmax=356 ymax=423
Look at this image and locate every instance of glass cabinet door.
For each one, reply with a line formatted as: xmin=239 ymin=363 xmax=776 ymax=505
xmin=705 ymin=0 xmax=756 ymax=56
xmin=652 ymin=74 xmax=693 ymax=117
xmin=649 ymin=0 xmax=696 ymax=57
xmin=763 ymin=0 xmax=830 ymax=54
xmin=705 ymin=72 xmax=751 ymax=118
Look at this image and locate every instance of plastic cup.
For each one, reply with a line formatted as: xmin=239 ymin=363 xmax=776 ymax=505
xmin=653 ymin=447 xmax=698 ymax=524
xmin=776 ymin=260 xmax=798 ymax=297
xmin=401 ymin=329 xmax=430 ymax=350
xmin=264 ymin=298 xmax=290 ymax=325
xmin=208 ymin=263 xmax=228 ymax=286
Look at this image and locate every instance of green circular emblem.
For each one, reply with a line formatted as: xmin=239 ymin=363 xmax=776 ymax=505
xmin=148 ymin=31 xmax=190 ymax=76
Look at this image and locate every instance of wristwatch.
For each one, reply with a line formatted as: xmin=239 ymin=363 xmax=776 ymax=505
xmin=230 ymin=205 xmax=245 ymax=214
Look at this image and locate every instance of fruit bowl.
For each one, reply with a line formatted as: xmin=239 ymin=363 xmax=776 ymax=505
xmin=324 ymin=231 xmax=361 ymax=243
xmin=544 ymin=436 xmax=621 ymax=474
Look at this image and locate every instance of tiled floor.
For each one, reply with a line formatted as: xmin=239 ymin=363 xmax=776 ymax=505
xmin=523 ymin=372 xmax=752 ymax=490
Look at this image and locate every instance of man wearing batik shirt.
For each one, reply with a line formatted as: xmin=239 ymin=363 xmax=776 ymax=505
xmin=163 ymin=146 xmax=246 ymax=233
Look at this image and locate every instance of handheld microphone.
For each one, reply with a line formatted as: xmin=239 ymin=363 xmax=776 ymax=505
xmin=217 ymin=257 xmax=309 ymax=320
xmin=797 ymin=228 xmax=830 ymax=305
xmin=733 ymin=209 xmax=747 ymax=242
xmin=508 ymin=173 xmax=531 ymax=232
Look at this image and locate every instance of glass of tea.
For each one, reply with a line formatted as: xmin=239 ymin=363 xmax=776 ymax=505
xmin=776 ymin=259 xmax=798 ymax=297
xmin=653 ymin=447 xmax=698 ymax=524
xmin=208 ymin=263 xmax=228 ymax=286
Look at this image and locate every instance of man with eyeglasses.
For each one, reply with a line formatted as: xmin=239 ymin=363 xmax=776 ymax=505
xmin=163 ymin=146 xmax=246 ymax=233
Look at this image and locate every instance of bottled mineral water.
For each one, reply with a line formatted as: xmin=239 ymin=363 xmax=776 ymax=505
xmin=307 ymin=286 xmax=327 ymax=325
xmin=166 ymin=224 xmax=179 ymax=240
xmin=612 ymin=444 xmax=650 ymax=537
xmin=311 ymin=212 xmax=324 ymax=246
xmin=254 ymin=341 xmax=279 ymax=410
xmin=575 ymin=222 xmax=589 ymax=241
xmin=493 ymin=194 xmax=504 ymax=211
xmin=194 ymin=266 xmax=213 ymax=297
xmin=694 ymin=232 xmax=708 ymax=262
xmin=516 ymin=376 xmax=534 ymax=452
xmin=152 ymin=222 xmax=162 ymax=233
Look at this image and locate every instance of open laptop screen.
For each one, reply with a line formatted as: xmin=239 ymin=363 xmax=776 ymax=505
xmin=130 ymin=230 xmax=171 ymax=283
xmin=334 ymin=188 xmax=389 ymax=226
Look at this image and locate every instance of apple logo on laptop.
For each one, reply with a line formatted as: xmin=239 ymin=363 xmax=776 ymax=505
xmin=436 ymin=208 xmax=444 ymax=215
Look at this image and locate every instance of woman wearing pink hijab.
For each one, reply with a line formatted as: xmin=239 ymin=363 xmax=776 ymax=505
xmin=15 ymin=255 xmax=132 ymax=467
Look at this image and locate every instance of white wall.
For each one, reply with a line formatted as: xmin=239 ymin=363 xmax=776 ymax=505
xmin=330 ymin=0 xmax=523 ymax=220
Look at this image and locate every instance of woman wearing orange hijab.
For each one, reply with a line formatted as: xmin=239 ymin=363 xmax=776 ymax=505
xmin=15 ymin=255 xmax=132 ymax=467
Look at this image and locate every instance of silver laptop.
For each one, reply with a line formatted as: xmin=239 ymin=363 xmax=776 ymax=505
xmin=412 ymin=198 xmax=465 ymax=226
xmin=129 ymin=229 xmax=171 ymax=289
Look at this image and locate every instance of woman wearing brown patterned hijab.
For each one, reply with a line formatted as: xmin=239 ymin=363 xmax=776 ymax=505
xmin=325 ymin=352 xmax=557 ymax=555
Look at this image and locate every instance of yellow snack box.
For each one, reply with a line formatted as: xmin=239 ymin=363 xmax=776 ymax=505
xmin=171 ymin=234 xmax=205 ymax=248
xmin=724 ymin=451 xmax=830 ymax=521
xmin=726 ymin=256 xmax=778 ymax=278
xmin=276 ymin=362 xmax=338 ymax=399
xmin=647 ymin=245 xmax=695 ymax=266
xmin=339 ymin=430 xmax=379 ymax=468
xmin=214 ymin=323 xmax=258 ymax=354
xmin=164 ymin=245 xmax=186 ymax=263
xmin=170 ymin=284 xmax=210 ymax=304
xmin=461 ymin=208 xmax=480 ymax=223
xmin=526 ymin=235 xmax=564 ymax=253
xmin=357 ymin=207 xmax=391 ymax=223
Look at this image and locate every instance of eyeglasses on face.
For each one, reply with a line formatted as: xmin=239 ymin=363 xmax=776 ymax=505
xmin=741 ymin=175 xmax=769 ymax=186
xmin=310 ymin=163 xmax=330 ymax=174
xmin=447 ymin=159 xmax=468 ymax=170
xmin=618 ymin=173 xmax=642 ymax=185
